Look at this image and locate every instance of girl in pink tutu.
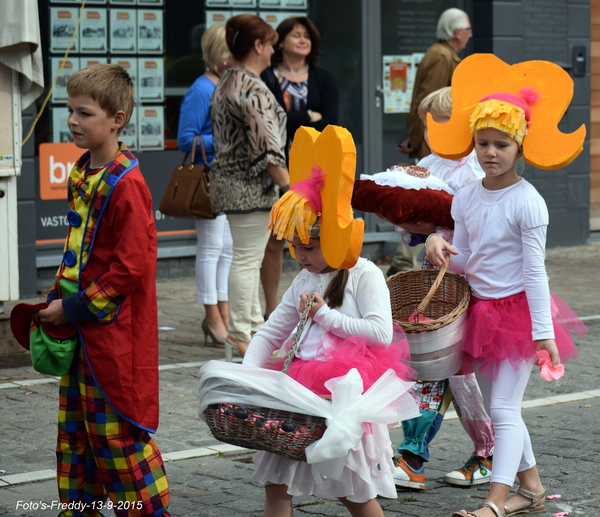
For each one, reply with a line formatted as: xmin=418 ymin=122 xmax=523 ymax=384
xmin=243 ymin=126 xmax=416 ymax=517
xmin=425 ymin=55 xmax=588 ymax=517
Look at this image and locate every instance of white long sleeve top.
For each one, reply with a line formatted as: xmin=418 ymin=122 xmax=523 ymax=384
xmin=243 ymin=258 xmax=394 ymax=368
xmin=418 ymin=149 xmax=485 ymax=192
xmin=449 ymin=178 xmax=553 ymax=340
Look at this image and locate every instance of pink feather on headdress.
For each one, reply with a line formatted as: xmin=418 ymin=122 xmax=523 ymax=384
xmin=290 ymin=165 xmax=325 ymax=214
xmin=519 ymin=87 xmax=540 ymax=106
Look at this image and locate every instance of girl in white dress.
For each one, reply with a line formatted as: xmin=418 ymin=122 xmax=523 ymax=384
xmin=243 ymin=127 xmax=417 ymax=517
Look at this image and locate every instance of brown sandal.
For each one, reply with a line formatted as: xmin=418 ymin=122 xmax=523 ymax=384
xmin=452 ymin=501 xmax=503 ymax=517
xmin=504 ymin=487 xmax=547 ymax=516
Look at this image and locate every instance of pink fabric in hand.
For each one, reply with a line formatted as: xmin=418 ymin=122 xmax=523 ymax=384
xmin=408 ymin=311 xmax=434 ymax=323
xmin=536 ymin=350 xmax=564 ymax=381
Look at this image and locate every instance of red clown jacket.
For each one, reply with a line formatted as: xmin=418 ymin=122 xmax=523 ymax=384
xmin=50 ymin=143 xmax=160 ymax=432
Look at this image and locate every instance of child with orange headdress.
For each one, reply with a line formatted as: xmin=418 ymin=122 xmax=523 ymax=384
xmin=242 ymin=125 xmax=418 ymax=517
xmin=425 ymin=54 xmax=588 ymax=517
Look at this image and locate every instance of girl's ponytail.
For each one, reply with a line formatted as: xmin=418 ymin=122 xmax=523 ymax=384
xmin=324 ymin=269 xmax=349 ymax=309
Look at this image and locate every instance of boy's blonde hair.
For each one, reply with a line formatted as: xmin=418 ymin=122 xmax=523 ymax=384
xmin=67 ymin=64 xmax=135 ymax=129
xmin=202 ymin=24 xmax=231 ymax=74
xmin=418 ymin=86 xmax=452 ymax=124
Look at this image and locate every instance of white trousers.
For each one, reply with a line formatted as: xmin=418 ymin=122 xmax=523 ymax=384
xmin=475 ymin=360 xmax=536 ymax=486
xmin=227 ymin=211 xmax=271 ymax=342
xmin=195 ymin=214 xmax=233 ymax=305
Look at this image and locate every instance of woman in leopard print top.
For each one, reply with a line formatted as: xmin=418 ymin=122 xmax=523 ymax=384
xmin=210 ymin=14 xmax=289 ymax=355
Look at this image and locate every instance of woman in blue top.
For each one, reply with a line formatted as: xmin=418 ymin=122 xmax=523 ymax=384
xmin=178 ymin=24 xmax=234 ymax=347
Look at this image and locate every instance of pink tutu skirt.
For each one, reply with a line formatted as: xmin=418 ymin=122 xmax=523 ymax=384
xmin=463 ymin=292 xmax=587 ymax=379
xmin=269 ymin=326 xmax=416 ymax=398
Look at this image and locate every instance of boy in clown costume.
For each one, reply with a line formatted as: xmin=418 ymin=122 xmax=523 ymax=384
xmin=38 ymin=64 xmax=170 ymax=516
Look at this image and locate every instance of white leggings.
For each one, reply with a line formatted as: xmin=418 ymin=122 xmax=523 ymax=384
xmin=475 ymin=360 xmax=536 ymax=486
xmin=195 ymin=214 xmax=233 ymax=305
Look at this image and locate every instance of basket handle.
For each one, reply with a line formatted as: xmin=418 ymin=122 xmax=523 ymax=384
xmin=416 ymin=254 xmax=451 ymax=315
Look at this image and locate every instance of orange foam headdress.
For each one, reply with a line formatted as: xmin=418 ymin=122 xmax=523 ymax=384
xmin=268 ymin=125 xmax=364 ymax=269
xmin=427 ymin=54 xmax=586 ymax=170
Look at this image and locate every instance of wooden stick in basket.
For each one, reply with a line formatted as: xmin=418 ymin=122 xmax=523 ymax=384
xmin=416 ymin=254 xmax=451 ymax=315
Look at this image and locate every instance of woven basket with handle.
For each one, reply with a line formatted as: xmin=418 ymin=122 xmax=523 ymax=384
xmin=386 ymin=255 xmax=470 ymax=380
xmin=203 ymin=294 xmax=327 ymax=461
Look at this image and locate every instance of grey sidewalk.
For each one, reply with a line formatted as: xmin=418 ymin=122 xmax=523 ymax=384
xmin=0 ymin=242 xmax=599 ymax=516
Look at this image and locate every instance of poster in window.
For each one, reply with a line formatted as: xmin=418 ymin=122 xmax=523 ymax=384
xmin=206 ymin=11 xmax=230 ymax=29
xmin=283 ymin=0 xmax=307 ymax=7
xmin=80 ymin=9 xmax=107 ymax=53
xmin=80 ymin=57 xmax=108 ymax=69
xmin=138 ymin=58 xmax=164 ymax=102
xmin=382 ymin=54 xmax=423 ymax=114
xmin=51 ymin=58 xmax=79 ymax=102
xmin=137 ymin=10 xmax=163 ymax=54
xmin=261 ymin=11 xmax=305 ymax=29
xmin=110 ymin=58 xmax=138 ymax=100
xmin=52 ymin=107 xmax=74 ymax=144
xmin=51 ymin=0 xmax=106 ymax=4
xmin=109 ymin=9 xmax=136 ymax=53
xmin=259 ymin=0 xmax=282 ymax=7
xmin=138 ymin=106 xmax=164 ymax=150
xmin=50 ymin=8 xmax=79 ymax=53
xmin=121 ymin=107 xmax=137 ymax=151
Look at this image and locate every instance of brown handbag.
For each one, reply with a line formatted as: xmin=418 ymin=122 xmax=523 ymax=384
xmin=158 ymin=135 xmax=216 ymax=219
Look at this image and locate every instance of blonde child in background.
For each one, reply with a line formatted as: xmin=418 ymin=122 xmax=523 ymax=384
xmin=392 ymin=87 xmax=495 ymax=491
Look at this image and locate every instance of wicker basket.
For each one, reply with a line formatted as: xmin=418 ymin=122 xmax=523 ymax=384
xmin=203 ymin=403 xmax=326 ymax=462
xmin=386 ymin=256 xmax=470 ymax=381
xmin=202 ymin=294 xmax=328 ymax=461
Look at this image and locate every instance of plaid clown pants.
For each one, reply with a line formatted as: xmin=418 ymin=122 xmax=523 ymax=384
xmin=56 ymin=347 xmax=170 ymax=517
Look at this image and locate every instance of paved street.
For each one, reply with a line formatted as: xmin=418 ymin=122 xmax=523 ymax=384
xmin=0 ymin=240 xmax=599 ymax=516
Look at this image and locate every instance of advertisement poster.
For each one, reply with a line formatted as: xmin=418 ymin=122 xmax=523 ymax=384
xmin=283 ymin=0 xmax=307 ymax=6
xmin=138 ymin=106 xmax=164 ymax=150
xmin=110 ymin=58 xmax=138 ymax=100
xmin=121 ymin=107 xmax=137 ymax=151
xmin=50 ymin=8 xmax=79 ymax=53
xmin=52 ymin=107 xmax=73 ymax=144
xmin=138 ymin=58 xmax=164 ymax=101
xmin=382 ymin=53 xmax=423 ymax=114
xmin=109 ymin=9 xmax=136 ymax=53
xmin=206 ymin=11 xmax=230 ymax=29
xmin=80 ymin=8 xmax=107 ymax=53
xmin=261 ymin=11 xmax=306 ymax=29
xmin=80 ymin=57 xmax=108 ymax=69
xmin=51 ymin=0 xmax=106 ymax=4
xmin=51 ymin=57 xmax=79 ymax=102
xmin=137 ymin=10 xmax=163 ymax=54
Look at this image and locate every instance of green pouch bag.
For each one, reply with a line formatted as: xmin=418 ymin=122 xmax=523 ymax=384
xmin=10 ymin=278 xmax=80 ymax=376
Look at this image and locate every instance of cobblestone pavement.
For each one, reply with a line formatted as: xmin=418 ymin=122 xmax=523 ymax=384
xmin=0 ymin=242 xmax=599 ymax=516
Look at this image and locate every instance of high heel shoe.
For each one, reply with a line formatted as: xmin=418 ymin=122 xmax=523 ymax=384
xmin=201 ymin=319 xmax=226 ymax=347
xmin=225 ymin=336 xmax=249 ymax=357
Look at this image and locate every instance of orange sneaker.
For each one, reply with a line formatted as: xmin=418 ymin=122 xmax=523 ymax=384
xmin=392 ymin=457 xmax=425 ymax=490
xmin=444 ymin=456 xmax=493 ymax=486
